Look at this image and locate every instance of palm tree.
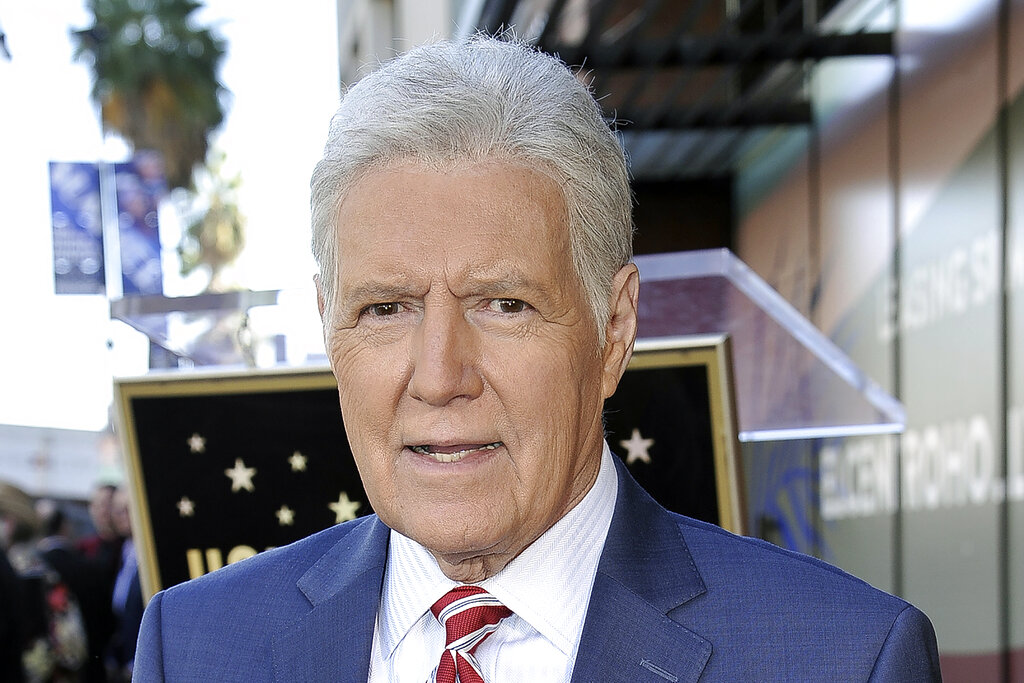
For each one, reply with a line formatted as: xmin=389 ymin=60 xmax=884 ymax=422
xmin=72 ymin=0 xmax=227 ymax=190
xmin=176 ymin=150 xmax=246 ymax=292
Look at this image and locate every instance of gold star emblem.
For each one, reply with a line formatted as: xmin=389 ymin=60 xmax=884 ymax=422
xmin=187 ymin=433 xmax=206 ymax=453
xmin=620 ymin=428 xmax=654 ymax=465
xmin=275 ymin=505 xmax=295 ymax=526
xmin=328 ymin=491 xmax=361 ymax=524
xmin=225 ymin=458 xmax=257 ymax=492
xmin=288 ymin=451 xmax=308 ymax=472
xmin=177 ymin=497 xmax=195 ymax=517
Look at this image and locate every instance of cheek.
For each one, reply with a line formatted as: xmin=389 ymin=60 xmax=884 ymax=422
xmin=331 ymin=342 xmax=406 ymax=447
xmin=338 ymin=372 xmax=397 ymax=440
xmin=330 ymin=330 xmax=400 ymax=396
xmin=326 ymin=327 xmax=368 ymax=377
xmin=337 ymin=377 xmax=400 ymax=505
xmin=492 ymin=338 xmax=604 ymax=445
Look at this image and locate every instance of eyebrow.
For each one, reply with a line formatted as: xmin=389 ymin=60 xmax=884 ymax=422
xmin=460 ymin=271 xmax=539 ymax=293
xmin=340 ymin=270 xmax=556 ymax=305
xmin=338 ymin=280 xmax=420 ymax=307
xmin=455 ymin=272 xmax=563 ymax=313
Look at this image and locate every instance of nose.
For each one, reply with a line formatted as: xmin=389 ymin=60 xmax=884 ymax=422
xmin=407 ymin=301 xmax=483 ymax=406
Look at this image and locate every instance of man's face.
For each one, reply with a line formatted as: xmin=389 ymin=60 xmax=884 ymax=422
xmin=90 ymin=486 xmax=116 ymax=539
xmin=321 ymin=160 xmax=636 ymax=581
xmin=111 ymin=489 xmax=132 ymax=539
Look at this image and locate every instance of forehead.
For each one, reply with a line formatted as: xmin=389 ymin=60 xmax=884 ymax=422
xmin=333 ymin=160 xmax=576 ymax=289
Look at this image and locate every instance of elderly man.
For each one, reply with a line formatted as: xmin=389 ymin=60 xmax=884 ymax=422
xmin=134 ymin=37 xmax=940 ymax=681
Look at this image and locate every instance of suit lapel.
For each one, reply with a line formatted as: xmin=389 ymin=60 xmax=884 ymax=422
xmin=270 ymin=515 xmax=390 ymax=682
xmin=268 ymin=461 xmax=712 ymax=682
xmin=571 ymin=458 xmax=712 ymax=683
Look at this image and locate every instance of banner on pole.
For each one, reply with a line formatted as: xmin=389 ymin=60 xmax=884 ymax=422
xmin=49 ymin=153 xmax=167 ymax=296
xmin=49 ymin=161 xmax=105 ymax=294
xmin=114 ymin=152 xmax=165 ymax=296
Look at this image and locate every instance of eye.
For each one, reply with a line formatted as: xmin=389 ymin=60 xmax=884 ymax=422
xmin=363 ymin=302 xmax=403 ymax=317
xmin=487 ymin=298 xmax=529 ymax=314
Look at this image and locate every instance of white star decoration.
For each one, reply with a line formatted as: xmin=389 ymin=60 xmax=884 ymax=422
xmin=177 ymin=497 xmax=195 ymax=517
xmin=275 ymin=505 xmax=295 ymax=526
xmin=224 ymin=458 xmax=257 ymax=492
xmin=620 ymin=428 xmax=655 ymax=465
xmin=187 ymin=433 xmax=206 ymax=453
xmin=288 ymin=451 xmax=307 ymax=472
xmin=329 ymin=491 xmax=360 ymax=524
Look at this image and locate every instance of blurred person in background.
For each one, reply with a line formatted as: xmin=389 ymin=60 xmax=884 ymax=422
xmin=0 ymin=490 xmax=27 ymax=683
xmin=105 ymin=488 xmax=141 ymax=682
xmin=37 ymin=500 xmax=92 ymax=622
xmin=1 ymin=549 xmax=26 ymax=681
xmin=73 ymin=484 xmax=122 ymax=683
xmin=37 ymin=499 xmax=111 ymax=683
xmin=37 ymin=500 xmax=90 ymax=593
xmin=76 ymin=484 xmax=120 ymax=563
xmin=1 ymin=481 xmax=87 ymax=682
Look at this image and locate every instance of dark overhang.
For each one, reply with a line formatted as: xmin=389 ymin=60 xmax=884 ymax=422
xmin=467 ymin=0 xmax=894 ymax=180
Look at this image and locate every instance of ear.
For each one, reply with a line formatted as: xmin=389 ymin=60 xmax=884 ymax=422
xmin=314 ymin=274 xmax=327 ymax=321
xmin=600 ymin=263 xmax=640 ymax=399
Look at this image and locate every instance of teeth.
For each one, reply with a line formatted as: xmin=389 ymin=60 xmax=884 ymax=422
xmin=410 ymin=442 xmax=502 ymax=463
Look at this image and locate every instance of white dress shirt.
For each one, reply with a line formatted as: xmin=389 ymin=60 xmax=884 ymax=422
xmin=368 ymin=442 xmax=619 ymax=682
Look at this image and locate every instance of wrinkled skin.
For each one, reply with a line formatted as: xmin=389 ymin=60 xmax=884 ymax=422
xmin=320 ymin=160 xmax=639 ymax=582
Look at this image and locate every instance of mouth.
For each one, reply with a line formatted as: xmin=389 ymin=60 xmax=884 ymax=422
xmin=409 ymin=442 xmax=503 ymax=463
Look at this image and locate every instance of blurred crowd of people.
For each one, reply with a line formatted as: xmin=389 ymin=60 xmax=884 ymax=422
xmin=0 ymin=481 xmax=142 ymax=683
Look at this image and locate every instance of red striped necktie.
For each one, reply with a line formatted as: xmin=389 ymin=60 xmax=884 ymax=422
xmin=430 ymin=586 xmax=512 ymax=683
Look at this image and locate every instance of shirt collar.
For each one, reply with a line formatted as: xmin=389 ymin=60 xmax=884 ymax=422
xmin=376 ymin=441 xmax=618 ymax=658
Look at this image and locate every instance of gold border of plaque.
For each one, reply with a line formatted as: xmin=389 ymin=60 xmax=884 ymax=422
xmin=114 ymin=366 xmax=340 ymax=601
xmin=629 ymin=334 xmax=745 ymax=535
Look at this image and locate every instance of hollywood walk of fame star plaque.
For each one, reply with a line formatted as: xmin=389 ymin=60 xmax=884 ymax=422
xmin=605 ymin=335 xmax=745 ymax=534
xmin=115 ymin=367 xmax=368 ymax=601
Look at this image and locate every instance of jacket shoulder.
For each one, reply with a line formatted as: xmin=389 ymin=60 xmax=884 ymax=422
xmin=677 ymin=514 xmax=905 ymax=612
xmin=163 ymin=515 xmax=371 ymax=606
xmin=670 ymin=515 xmax=940 ymax=680
xmin=135 ymin=515 xmax=383 ymax=681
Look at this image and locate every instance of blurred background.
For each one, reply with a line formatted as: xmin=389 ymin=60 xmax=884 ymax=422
xmin=0 ymin=0 xmax=340 ymax=481
xmin=0 ymin=0 xmax=1022 ymax=681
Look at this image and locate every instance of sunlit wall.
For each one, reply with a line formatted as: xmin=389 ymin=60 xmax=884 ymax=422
xmin=735 ymin=0 xmax=1024 ymax=678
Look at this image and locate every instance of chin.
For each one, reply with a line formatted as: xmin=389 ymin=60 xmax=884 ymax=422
xmin=412 ymin=519 xmax=508 ymax=558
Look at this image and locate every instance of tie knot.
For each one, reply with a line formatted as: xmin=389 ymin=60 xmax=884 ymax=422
xmin=431 ymin=587 xmax=512 ymax=683
xmin=431 ymin=586 xmax=512 ymax=647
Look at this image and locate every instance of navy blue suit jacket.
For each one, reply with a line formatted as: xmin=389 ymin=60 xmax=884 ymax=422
xmin=134 ymin=458 xmax=941 ymax=681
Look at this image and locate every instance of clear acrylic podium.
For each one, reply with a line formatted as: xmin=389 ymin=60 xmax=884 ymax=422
xmin=633 ymin=249 xmax=904 ymax=443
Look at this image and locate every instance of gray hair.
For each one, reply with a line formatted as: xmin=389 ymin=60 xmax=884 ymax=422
xmin=310 ymin=36 xmax=633 ymax=335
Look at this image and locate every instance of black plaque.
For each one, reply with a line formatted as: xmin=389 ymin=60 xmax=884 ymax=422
xmin=117 ymin=369 xmax=366 ymax=599
xmin=606 ymin=337 xmax=744 ymax=533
